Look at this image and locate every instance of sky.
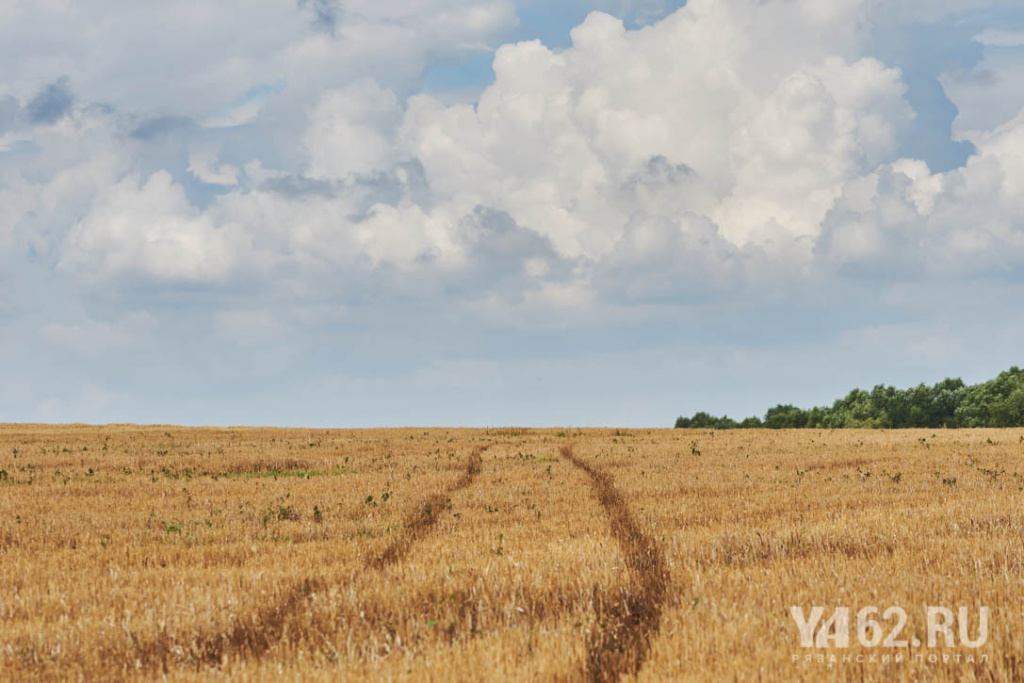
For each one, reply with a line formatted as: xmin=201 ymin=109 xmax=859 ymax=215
xmin=3 ymin=0 xmax=1024 ymax=427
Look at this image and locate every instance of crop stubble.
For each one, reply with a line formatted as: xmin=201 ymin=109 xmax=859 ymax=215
xmin=1 ymin=425 xmax=1023 ymax=680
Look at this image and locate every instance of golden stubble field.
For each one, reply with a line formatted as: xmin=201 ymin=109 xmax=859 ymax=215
xmin=1 ymin=424 xmax=1022 ymax=681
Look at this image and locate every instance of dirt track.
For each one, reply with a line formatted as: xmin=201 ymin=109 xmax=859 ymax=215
xmin=562 ymin=445 xmax=670 ymax=682
xmin=369 ymin=444 xmax=488 ymax=569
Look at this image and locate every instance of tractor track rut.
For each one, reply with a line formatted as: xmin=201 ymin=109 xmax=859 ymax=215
xmin=368 ymin=444 xmax=488 ymax=569
xmin=561 ymin=445 xmax=670 ymax=682
xmin=122 ymin=444 xmax=491 ymax=673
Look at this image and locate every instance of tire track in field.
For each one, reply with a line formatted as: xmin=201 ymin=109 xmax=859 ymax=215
xmin=561 ymin=445 xmax=669 ymax=682
xmin=123 ymin=444 xmax=490 ymax=674
xmin=368 ymin=444 xmax=488 ymax=569
xmin=119 ymin=577 xmax=324 ymax=674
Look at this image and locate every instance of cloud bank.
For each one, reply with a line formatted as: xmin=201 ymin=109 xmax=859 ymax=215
xmin=2 ymin=0 xmax=1024 ymax=425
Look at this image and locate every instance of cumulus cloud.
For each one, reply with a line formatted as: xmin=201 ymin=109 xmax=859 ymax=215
xmin=305 ymin=80 xmax=404 ymax=179
xmin=818 ymin=109 xmax=1024 ymax=277
xmin=10 ymin=0 xmax=1017 ymax=308
xmin=59 ymin=171 xmax=246 ymax=283
xmin=390 ymin=3 xmax=916 ymax=275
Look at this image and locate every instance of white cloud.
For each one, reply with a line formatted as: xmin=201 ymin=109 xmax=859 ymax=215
xmin=188 ymin=148 xmax=240 ymax=186
xmin=9 ymin=0 xmax=1011 ymax=313
xmin=975 ymin=29 xmax=1024 ymax=47
xmin=59 ymin=171 xmax=247 ymax=283
xmin=717 ymin=57 xmax=911 ymax=243
xmin=0 ymin=0 xmax=517 ymax=117
xmin=3 ymin=0 xmax=1024 ymax=338
xmin=201 ymin=99 xmax=267 ymax=130
xmin=305 ymin=80 xmax=404 ymax=179
xmin=818 ymin=108 xmax=1024 ymax=276
xmin=397 ymin=5 xmax=911 ymax=261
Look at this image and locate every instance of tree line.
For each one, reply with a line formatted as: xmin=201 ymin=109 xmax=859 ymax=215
xmin=675 ymin=366 xmax=1024 ymax=429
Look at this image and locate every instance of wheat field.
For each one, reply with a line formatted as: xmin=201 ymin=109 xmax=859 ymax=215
xmin=0 ymin=424 xmax=1022 ymax=681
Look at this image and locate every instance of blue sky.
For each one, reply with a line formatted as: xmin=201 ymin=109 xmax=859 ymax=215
xmin=2 ymin=0 xmax=1024 ymax=427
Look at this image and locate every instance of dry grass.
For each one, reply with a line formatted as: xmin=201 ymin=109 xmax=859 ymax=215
xmin=1 ymin=425 xmax=1022 ymax=680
